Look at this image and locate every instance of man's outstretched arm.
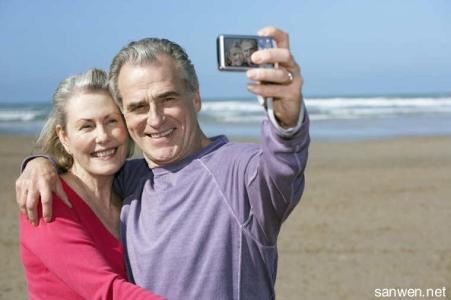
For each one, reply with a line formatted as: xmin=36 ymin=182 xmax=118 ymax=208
xmin=243 ymin=26 xmax=310 ymax=244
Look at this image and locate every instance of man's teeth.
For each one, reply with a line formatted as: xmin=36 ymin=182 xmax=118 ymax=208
xmin=92 ymin=148 xmax=116 ymax=157
xmin=149 ymin=128 xmax=174 ymax=138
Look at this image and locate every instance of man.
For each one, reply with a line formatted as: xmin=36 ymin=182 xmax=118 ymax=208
xmin=17 ymin=27 xmax=309 ymax=299
xmin=241 ymin=38 xmax=258 ymax=66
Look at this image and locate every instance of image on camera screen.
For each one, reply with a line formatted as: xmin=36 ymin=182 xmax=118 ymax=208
xmin=224 ymin=38 xmax=260 ymax=67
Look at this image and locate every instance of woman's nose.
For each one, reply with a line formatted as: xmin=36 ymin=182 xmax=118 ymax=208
xmin=96 ymin=126 xmax=110 ymax=143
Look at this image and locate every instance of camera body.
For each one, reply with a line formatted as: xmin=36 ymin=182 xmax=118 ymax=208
xmin=217 ymin=34 xmax=276 ymax=71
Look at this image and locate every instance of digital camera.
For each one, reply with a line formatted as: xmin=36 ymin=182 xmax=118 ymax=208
xmin=217 ymin=34 xmax=275 ymax=71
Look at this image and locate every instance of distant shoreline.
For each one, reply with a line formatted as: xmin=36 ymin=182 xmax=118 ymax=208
xmin=2 ymin=91 xmax=451 ymax=104
xmin=2 ymin=95 xmax=451 ymax=140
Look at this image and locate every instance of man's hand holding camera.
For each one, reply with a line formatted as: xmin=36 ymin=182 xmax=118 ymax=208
xmin=246 ymin=27 xmax=303 ymax=129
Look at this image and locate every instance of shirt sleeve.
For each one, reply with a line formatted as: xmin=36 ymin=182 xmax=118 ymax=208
xmin=244 ymin=108 xmax=310 ymax=246
xmin=20 ymin=197 xmax=166 ymax=300
xmin=264 ymin=97 xmax=305 ymax=138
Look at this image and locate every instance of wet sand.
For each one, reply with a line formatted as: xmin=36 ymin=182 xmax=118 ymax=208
xmin=1 ymin=134 xmax=450 ymax=299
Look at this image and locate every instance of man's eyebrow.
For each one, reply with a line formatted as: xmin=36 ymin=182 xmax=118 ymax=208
xmin=154 ymin=91 xmax=180 ymax=99
xmin=126 ymin=100 xmax=147 ymax=111
xmin=125 ymin=91 xmax=181 ymax=111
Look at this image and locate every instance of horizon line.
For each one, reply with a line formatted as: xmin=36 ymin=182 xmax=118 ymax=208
xmin=2 ymin=91 xmax=451 ymax=104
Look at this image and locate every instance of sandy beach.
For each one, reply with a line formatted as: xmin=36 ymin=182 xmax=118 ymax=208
xmin=1 ymin=133 xmax=450 ymax=299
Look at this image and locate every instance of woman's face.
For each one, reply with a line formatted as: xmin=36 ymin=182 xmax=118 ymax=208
xmin=228 ymin=47 xmax=244 ymax=66
xmin=58 ymin=92 xmax=128 ymax=177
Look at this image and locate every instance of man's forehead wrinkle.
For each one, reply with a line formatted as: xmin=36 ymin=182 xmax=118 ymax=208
xmin=126 ymin=82 xmax=176 ymax=105
xmin=151 ymin=89 xmax=180 ymax=100
xmin=121 ymin=56 xmax=182 ymax=105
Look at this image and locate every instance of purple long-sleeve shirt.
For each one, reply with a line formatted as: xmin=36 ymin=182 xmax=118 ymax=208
xmin=115 ymin=114 xmax=310 ymax=300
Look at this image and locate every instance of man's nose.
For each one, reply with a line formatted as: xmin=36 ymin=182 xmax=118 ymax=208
xmin=146 ymin=103 xmax=165 ymax=128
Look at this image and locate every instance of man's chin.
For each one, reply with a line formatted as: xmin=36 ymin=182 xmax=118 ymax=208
xmin=143 ymin=151 xmax=178 ymax=168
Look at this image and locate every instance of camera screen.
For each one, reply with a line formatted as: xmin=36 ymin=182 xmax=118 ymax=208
xmin=224 ymin=38 xmax=258 ymax=67
xmin=217 ymin=35 xmax=275 ymax=71
xmin=223 ymin=37 xmax=273 ymax=68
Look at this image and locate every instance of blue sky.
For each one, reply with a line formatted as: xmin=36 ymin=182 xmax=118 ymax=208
xmin=0 ymin=0 xmax=450 ymax=103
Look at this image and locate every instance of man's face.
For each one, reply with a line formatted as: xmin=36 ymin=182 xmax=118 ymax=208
xmin=117 ymin=55 xmax=202 ymax=167
xmin=241 ymin=41 xmax=257 ymax=65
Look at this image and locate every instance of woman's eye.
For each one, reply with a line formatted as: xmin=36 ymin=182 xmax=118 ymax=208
xmin=80 ymin=124 xmax=93 ymax=130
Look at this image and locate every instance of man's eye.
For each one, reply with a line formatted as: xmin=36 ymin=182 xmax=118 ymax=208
xmin=131 ymin=103 xmax=149 ymax=113
xmin=163 ymin=97 xmax=176 ymax=103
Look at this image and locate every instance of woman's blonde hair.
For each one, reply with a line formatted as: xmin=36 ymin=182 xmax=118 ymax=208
xmin=35 ymin=68 xmax=134 ymax=172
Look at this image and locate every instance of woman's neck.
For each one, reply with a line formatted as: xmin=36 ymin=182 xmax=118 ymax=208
xmin=63 ymin=165 xmax=114 ymax=209
xmin=62 ymin=166 xmax=121 ymax=239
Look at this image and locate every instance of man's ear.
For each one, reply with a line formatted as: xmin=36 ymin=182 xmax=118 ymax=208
xmin=56 ymin=125 xmax=71 ymax=155
xmin=193 ymin=90 xmax=201 ymax=113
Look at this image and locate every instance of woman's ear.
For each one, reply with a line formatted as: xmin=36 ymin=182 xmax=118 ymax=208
xmin=56 ymin=125 xmax=71 ymax=155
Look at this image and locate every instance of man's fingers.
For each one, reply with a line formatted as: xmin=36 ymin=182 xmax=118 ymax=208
xmin=15 ymin=156 xmax=62 ymax=226
xmin=25 ymin=189 xmax=39 ymax=226
xmin=55 ymin=179 xmax=71 ymax=208
xmin=15 ymin=179 xmax=27 ymax=215
xmin=251 ymin=48 xmax=298 ymax=70
xmin=247 ymin=68 xmax=294 ymax=84
xmin=246 ymin=68 xmax=304 ymax=98
xmin=252 ymin=27 xmax=304 ymax=128
xmin=40 ymin=186 xmax=53 ymax=223
xmin=247 ymin=82 xmax=299 ymax=99
xmin=258 ymin=26 xmax=290 ymax=49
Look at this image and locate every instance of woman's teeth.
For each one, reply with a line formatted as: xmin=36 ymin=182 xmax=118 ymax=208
xmin=92 ymin=148 xmax=116 ymax=157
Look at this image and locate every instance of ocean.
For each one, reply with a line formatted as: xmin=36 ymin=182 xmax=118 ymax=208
xmin=1 ymin=95 xmax=451 ymax=140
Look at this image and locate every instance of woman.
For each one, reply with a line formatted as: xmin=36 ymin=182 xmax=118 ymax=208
xmin=20 ymin=69 xmax=165 ymax=299
xmin=227 ymin=41 xmax=244 ymax=66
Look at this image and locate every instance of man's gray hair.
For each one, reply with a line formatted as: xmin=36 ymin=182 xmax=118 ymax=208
xmin=109 ymin=38 xmax=199 ymax=108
